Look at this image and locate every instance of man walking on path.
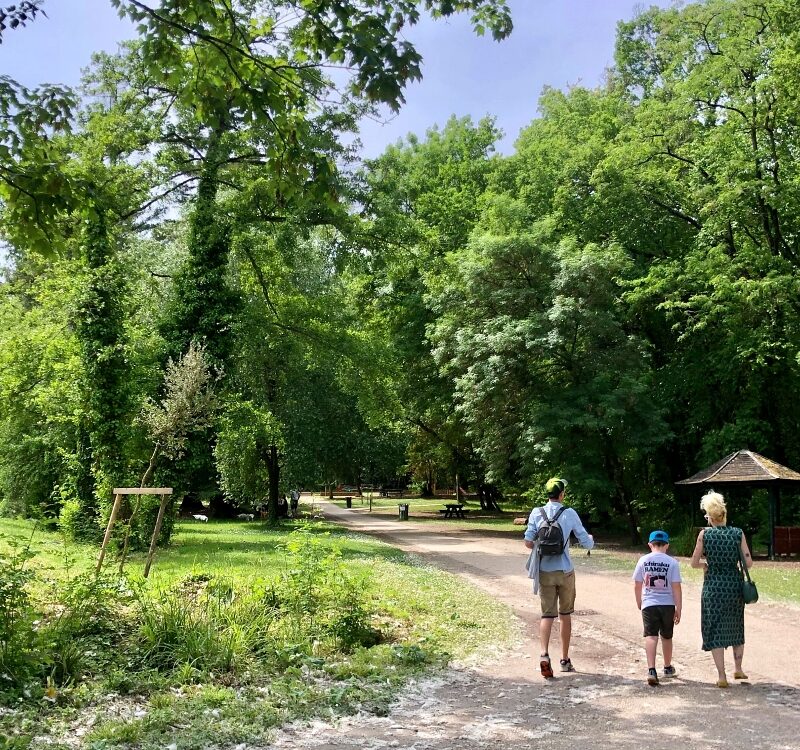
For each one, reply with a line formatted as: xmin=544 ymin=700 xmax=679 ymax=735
xmin=524 ymin=477 xmax=594 ymax=678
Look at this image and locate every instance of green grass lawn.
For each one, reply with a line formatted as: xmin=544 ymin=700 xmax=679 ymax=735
xmin=0 ymin=511 xmax=518 ymax=750
xmin=0 ymin=514 xmax=408 ymax=586
xmin=326 ymin=494 xmax=529 ymax=533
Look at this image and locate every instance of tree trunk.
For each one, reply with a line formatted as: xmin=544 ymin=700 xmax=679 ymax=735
xmin=600 ymin=438 xmax=641 ymax=544
xmin=618 ymin=485 xmax=641 ymax=545
xmin=477 ymin=483 xmax=502 ymax=512
xmin=164 ymin=127 xmax=238 ymax=364
xmin=140 ymin=445 xmax=160 ymax=488
xmin=266 ymin=443 xmax=280 ymax=524
xmin=71 ymin=426 xmax=98 ymax=537
xmin=160 ymin=127 xmax=239 ymax=502
xmin=77 ymin=204 xmax=129 ymax=525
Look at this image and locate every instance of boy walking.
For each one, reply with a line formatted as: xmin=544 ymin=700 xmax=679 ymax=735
xmin=633 ymin=530 xmax=682 ymax=686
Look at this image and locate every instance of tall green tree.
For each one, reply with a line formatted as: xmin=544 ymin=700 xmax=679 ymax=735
xmin=428 ymin=194 xmax=669 ymax=538
xmin=106 ymin=0 xmax=512 ymax=367
xmin=1 ymin=60 xmax=166 ymax=530
xmin=613 ymin=0 xmax=800 ymax=472
xmin=101 ymin=1 xmax=514 ymax=502
xmin=354 ymin=116 xmax=504 ymax=504
xmin=0 ymin=259 xmax=84 ymax=518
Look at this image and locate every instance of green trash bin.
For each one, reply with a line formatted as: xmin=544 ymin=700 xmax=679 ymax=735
xmin=398 ymin=503 xmax=409 ymax=520
xmin=345 ymin=496 xmax=352 ymax=508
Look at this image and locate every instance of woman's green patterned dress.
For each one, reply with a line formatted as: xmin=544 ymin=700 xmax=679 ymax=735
xmin=701 ymin=525 xmax=745 ymax=651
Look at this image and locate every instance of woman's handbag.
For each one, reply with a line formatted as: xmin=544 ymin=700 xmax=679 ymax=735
xmin=739 ymin=542 xmax=758 ymax=604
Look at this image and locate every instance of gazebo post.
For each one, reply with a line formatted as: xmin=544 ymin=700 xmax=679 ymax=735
xmin=768 ymin=486 xmax=779 ymax=561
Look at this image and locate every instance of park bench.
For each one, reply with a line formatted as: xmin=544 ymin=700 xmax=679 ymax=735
xmin=438 ymin=503 xmax=470 ymax=519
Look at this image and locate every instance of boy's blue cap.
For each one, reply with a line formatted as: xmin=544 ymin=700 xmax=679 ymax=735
xmin=649 ymin=530 xmax=669 ymax=543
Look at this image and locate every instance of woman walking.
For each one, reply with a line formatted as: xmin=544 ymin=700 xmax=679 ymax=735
xmin=690 ymin=490 xmax=753 ymax=687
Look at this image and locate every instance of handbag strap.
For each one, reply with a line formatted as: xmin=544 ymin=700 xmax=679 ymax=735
xmin=737 ymin=529 xmax=753 ymax=583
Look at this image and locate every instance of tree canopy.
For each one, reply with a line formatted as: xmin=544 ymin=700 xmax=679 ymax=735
xmin=2 ymin=0 xmax=800 ymax=543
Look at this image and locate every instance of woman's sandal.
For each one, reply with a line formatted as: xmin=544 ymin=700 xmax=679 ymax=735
xmin=733 ymin=670 xmax=748 ymax=680
xmin=716 ymin=679 xmax=729 ymax=688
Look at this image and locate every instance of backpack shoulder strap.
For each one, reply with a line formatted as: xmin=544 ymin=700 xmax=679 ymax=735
xmin=538 ymin=505 xmax=567 ymax=523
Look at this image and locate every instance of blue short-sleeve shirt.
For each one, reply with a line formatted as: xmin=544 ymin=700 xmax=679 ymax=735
xmin=523 ymin=500 xmax=594 ymax=573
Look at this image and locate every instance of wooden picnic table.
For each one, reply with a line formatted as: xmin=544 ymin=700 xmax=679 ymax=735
xmin=438 ymin=503 xmax=468 ymax=519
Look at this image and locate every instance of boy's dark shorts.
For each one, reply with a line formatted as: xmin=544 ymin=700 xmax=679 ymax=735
xmin=642 ymin=605 xmax=675 ymax=638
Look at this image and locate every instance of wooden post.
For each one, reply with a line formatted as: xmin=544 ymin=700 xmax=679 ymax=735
xmin=143 ymin=493 xmax=171 ymax=578
xmin=96 ymin=492 xmax=124 ymax=573
xmin=768 ymin=486 xmax=778 ymax=561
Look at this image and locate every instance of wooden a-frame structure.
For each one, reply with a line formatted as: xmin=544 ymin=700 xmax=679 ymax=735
xmin=96 ymin=487 xmax=173 ymax=577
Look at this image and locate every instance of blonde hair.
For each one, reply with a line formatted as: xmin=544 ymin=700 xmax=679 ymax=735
xmin=701 ymin=491 xmax=727 ymax=524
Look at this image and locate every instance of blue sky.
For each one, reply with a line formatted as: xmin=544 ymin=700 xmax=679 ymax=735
xmin=2 ymin=0 xmax=670 ymax=157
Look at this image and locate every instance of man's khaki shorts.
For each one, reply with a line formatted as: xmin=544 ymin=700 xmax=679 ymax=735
xmin=539 ymin=569 xmax=576 ymax=618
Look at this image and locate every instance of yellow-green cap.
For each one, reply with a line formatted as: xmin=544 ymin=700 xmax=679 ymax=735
xmin=545 ymin=477 xmax=567 ymax=495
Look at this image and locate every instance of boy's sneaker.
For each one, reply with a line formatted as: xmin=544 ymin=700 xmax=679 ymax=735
xmin=647 ymin=668 xmax=659 ymax=686
xmin=559 ymin=658 xmax=576 ymax=672
xmin=663 ymin=665 xmax=678 ymax=678
xmin=540 ymin=655 xmax=554 ymax=679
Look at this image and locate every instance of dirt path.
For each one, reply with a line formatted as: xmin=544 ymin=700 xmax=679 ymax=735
xmin=269 ymin=501 xmax=800 ymax=750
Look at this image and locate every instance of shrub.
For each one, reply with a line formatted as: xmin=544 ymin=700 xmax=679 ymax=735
xmin=41 ymin=569 xmax=133 ymax=685
xmin=0 ymin=539 xmax=39 ymax=693
xmin=58 ymin=496 xmax=101 ymax=542
xmin=0 ymin=533 xmax=135 ymax=695
xmin=135 ymin=576 xmax=277 ymax=675
xmin=276 ymin=528 xmax=381 ymax=652
xmin=134 ymin=529 xmax=382 ymax=680
xmin=667 ymin=522 xmax=700 ymax=557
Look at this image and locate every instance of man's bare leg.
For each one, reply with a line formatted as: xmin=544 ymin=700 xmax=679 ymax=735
xmin=540 ymin=616 xmax=554 ymax=656
xmin=539 ymin=617 xmax=556 ymax=677
xmin=559 ymin=613 xmax=572 ymax=661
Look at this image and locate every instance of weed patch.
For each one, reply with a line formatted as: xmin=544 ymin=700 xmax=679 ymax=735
xmin=0 ymin=518 xmax=515 ymax=748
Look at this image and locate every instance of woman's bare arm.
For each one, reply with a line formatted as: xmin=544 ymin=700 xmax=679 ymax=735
xmin=741 ymin=532 xmax=753 ymax=569
xmin=690 ymin=529 xmax=706 ymax=569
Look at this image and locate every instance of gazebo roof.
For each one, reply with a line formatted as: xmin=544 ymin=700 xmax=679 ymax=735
xmin=676 ymin=449 xmax=800 ymax=486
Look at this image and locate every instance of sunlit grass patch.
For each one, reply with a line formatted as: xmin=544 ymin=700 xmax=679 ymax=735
xmin=0 ymin=516 xmax=518 ymax=748
xmin=326 ymin=494 xmax=529 ymax=534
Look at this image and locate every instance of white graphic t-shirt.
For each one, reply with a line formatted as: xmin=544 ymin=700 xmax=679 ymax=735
xmin=632 ymin=551 xmax=681 ymax=609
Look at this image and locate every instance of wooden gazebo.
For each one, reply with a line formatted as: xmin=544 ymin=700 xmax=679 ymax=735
xmin=676 ymin=449 xmax=800 ymax=559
